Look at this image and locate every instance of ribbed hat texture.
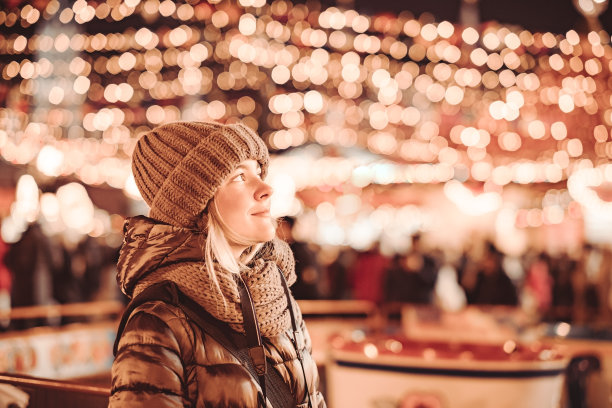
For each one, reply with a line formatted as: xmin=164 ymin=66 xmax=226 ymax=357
xmin=131 ymin=121 xmax=269 ymax=229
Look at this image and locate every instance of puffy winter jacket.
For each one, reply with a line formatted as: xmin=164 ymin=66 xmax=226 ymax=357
xmin=109 ymin=219 xmax=326 ymax=408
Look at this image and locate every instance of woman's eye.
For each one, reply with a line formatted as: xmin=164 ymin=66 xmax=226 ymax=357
xmin=232 ymin=173 xmax=246 ymax=182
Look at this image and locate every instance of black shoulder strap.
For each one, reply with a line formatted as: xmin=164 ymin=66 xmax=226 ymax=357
xmin=113 ymin=281 xmax=295 ymax=408
xmin=279 ymin=272 xmax=313 ymax=408
xmin=236 ymin=275 xmax=267 ymax=396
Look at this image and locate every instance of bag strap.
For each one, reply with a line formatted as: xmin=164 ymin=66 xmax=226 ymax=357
xmin=236 ymin=274 xmax=267 ymax=400
xmin=113 ymin=281 xmax=295 ymax=408
xmin=279 ymin=272 xmax=313 ymax=408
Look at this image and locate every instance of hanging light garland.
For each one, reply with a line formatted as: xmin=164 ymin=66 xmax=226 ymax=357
xmin=0 ymin=0 xmax=611 ymax=242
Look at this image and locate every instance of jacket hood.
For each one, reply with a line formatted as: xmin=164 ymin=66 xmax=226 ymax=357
xmin=117 ymin=215 xmax=204 ymax=297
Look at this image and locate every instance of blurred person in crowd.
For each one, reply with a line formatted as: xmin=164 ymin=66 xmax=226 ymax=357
xmin=67 ymin=235 xmax=121 ymax=303
xmin=549 ymin=251 xmax=577 ymax=321
xmin=4 ymin=224 xmax=58 ymax=312
xmin=0 ymin=234 xmax=11 ymax=329
xmin=4 ymin=222 xmax=75 ymax=329
xmin=384 ymin=250 xmax=435 ymax=305
xmin=277 ymin=217 xmax=323 ymax=299
xmin=410 ymin=234 xmax=439 ymax=299
xmin=468 ymin=242 xmax=518 ymax=306
xmin=349 ymin=242 xmax=390 ymax=304
xmin=574 ymin=242 xmax=612 ymax=322
xmin=110 ymin=122 xmax=325 ymax=408
xmin=326 ymin=247 xmax=356 ymax=299
xmin=524 ymin=251 xmax=553 ymax=316
xmin=384 ymin=234 xmax=439 ymax=304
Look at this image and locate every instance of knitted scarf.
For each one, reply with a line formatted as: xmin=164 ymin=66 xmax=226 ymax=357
xmin=119 ymin=217 xmax=301 ymax=337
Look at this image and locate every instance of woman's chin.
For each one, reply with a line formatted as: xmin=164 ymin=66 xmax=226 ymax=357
xmin=246 ymin=225 xmax=276 ymax=243
xmin=259 ymin=229 xmax=277 ymax=243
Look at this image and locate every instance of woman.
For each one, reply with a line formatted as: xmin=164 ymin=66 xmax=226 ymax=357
xmin=109 ymin=121 xmax=326 ymax=408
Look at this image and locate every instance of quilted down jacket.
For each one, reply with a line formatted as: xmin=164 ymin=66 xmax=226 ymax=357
xmin=109 ymin=219 xmax=326 ymax=408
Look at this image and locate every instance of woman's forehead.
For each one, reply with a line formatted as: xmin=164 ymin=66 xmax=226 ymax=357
xmin=235 ymin=159 xmax=260 ymax=170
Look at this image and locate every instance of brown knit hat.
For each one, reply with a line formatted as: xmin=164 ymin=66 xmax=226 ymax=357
xmin=131 ymin=121 xmax=269 ymax=229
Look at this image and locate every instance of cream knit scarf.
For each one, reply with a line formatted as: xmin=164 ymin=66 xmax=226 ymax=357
xmin=133 ymin=238 xmax=302 ymax=337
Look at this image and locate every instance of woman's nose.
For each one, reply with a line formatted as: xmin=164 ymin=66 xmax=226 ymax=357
xmin=255 ymin=179 xmax=273 ymax=200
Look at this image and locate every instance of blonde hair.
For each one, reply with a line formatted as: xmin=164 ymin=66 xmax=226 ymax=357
xmin=204 ymin=199 xmax=264 ymax=277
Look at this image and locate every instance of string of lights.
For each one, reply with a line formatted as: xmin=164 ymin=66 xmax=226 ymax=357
xmin=0 ymin=0 xmax=611 ymax=248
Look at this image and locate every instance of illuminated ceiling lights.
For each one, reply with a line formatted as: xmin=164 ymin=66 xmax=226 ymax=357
xmin=0 ymin=0 xmax=609 ymax=198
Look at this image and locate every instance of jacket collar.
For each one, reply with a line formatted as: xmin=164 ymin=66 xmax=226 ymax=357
xmin=117 ymin=215 xmax=204 ymax=297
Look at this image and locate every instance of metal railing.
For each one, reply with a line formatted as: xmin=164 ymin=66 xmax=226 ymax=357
xmin=0 ymin=374 xmax=109 ymax=408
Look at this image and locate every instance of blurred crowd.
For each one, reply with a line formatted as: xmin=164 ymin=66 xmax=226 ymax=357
xmin=282 ymin=218 xmax=612 ymax=325
xmin=0 ymin=221 xmax=121 ymax=329
xmin=0 ymin=217 xmax=611 ymax=330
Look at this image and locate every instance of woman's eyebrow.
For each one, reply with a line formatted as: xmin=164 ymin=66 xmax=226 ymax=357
xmin=235 ymin=163 xmax=261 ymax=171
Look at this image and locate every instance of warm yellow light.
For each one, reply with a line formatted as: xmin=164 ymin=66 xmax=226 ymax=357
xmin=491 ymin=166 xmax=512 ymax=186
xmin=559 ymin=94 xmax=575 ymax=112
xmin=389 ymin=41 xmax=408 ymax=59
xmin=297 ymin=90 xmax=321 ymax=115
xmin=426 ymin=83 xmax=445 ymax=102
xmin=460 ymin=127 xmax=480 ymax=147
xmin=369 ymin=109 xmax=388 ymax=130
xmin=437 ymin=21 xmax=454 ymax=38
xmin=372 ymin=69 xmax=391 ymax=88
xmin=470 ymin=48 xmax=488 ymax=66
xmin=169 ymin=26 xmax=189 ymax=47
xmin=212 ymin=10 xmax=229 ymax=28
xmin=189 ymin=43 xmax=209 ymax=62
xmin=401 ymin=107 xmax=420 ymax=126
xmin=206 ymin=100 xmax=225 ymax=120
xmin=118 ymin=52 xmax=137 ymax=71
xmin=504 ymin=32 xmax=521 ymax=49
xmin=329 ymin=31 xmax=347 ymax=49
xmin=445 ymin=86 xmax=464 ymax=105
xmin=271 ymin=65 xmax=290 ymax=84
xmin=527 ymin=120 xmax=546 ymax=139
xmin=73 ymin=75 xmax=90 ymax=94
xmin=403 ymin=19 xmax=420 ymax=37
xmin=432 ymin=63 xmax=452 ymax=81
xmin=239 ymin=13 xmax=257 ymax=36
xmin=135 ymin=27 xmax=154 ymax=47
xmin=489 ymin=100 xmax=506 ymax=120
xmin=57 ymin=182 xmax=94 ymax=233
xmin=176 ymin=3 xmax=194 ymax=20
xmin=462 ymin=27 xmax=479 ymax=44
xmin=159 ymin=0 xmax=176 ymax=17
xmin=566 ymin=29 xmax=580 ymax=45
xmin=542 ymin=32 xmax=557 ymax=48
xmin=37 ymin=145 xmax=65 ymax=177
xmin=594 ymin=124 xmax=609 ymax=142
xmin=421 ymin=23 xmax=437 ymax=41
xmin=549 ymin=54 xmax=565 ymax=71
xmin=551 ymin=121 xmax=568 ymax=140
xmin=553 ymin=150 xmax=570 ymax=168
xmin=483 ymin=32 xmax=500 ymax=49
xmin=506 ymin=90 xmax=525 ymax=109
xmin=341 ymin=63 xmax=360 ymax=82
xmin=585 ymin=58 xmax=602 ymax=75
xmin=352 ymin=15 xmax=370 ymax=33
xmin=499 ymin=131 xmax=521 ymax=151
xmin=48 ymin=86 xmax=65 ymax=105
xmin=567 ymin=138 xmax=583 ymax=157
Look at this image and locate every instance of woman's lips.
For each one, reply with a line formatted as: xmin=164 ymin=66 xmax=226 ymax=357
xmin=251 ymin=210 xmax=270 ymax=217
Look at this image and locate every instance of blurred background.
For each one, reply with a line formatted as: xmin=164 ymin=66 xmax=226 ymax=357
xmin=0 ymin=0 xmax=611 ymax=407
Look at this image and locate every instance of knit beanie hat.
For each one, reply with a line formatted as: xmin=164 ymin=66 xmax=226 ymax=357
xmin=131 ymin=121 xmax=269 ymax=230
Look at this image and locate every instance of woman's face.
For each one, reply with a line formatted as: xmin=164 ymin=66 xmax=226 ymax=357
xmin=214 ymin=159 xmax=275 ymax=249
